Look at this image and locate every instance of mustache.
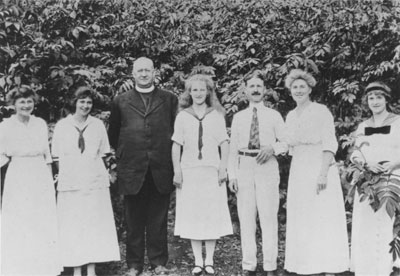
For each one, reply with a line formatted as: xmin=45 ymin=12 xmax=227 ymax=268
xmin=251 ymin=92 xmax=262 ymax=96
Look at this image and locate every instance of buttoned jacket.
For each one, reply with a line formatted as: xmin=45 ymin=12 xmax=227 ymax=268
xmin=108 ymin=87 xmax=178 ymax=195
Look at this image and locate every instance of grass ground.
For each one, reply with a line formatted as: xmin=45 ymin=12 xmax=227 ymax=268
xmin=60 ymin=199 xmax=355 ymax=276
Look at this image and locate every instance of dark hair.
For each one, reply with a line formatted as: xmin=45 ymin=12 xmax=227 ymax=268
xmin=70 ymin=86 xmax=97 ymax=112
xmin=6 ymin=86 xmax=39 ymax=105
xmin=364 ymin=81 xmax=391 ymax=100
xmin=362 ymin=81 xmax=392 ymax=112
xmin=243 ymin=70 xmax=266 ymax=87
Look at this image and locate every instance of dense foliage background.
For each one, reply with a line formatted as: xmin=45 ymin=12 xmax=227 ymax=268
xmin=1 ymin=0 xmax=400 ymax=274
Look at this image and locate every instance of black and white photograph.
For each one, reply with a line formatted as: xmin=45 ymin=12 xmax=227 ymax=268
xmin=1 ymin=0 xmax=400 ymax=275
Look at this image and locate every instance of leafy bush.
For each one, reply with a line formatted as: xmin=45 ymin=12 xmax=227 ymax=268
xmin=1 ymin=0 xmax=400 ymax=244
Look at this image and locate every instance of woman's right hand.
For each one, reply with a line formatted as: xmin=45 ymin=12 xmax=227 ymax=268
xmin=173 ymin=170 xmax=183 ymax=189
xmin=365 ymin=162 xmax=385 ymax=174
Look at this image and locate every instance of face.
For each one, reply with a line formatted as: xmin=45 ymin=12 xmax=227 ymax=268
xmin=132 ymin=59 xmax=155 ymax=88
xmin=367 ymin=92 xmax=387 ymax=115
xmin=290 ymin=78 xmax=312 ymax=105
xmin=190 ymin=81 xmax=208 ymax=106
xmin=14 ymin=97 xmax=35 ymax=117
xmin=245 ymin=77 xmax=265 ymax=104
xmin=75 ymin=97 xmax=93 ymax=117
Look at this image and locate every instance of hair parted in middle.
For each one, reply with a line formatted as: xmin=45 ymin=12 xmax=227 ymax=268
xmin=179 ymin=74 xmax=225 ymax=114
xmin=6 ymin=86 xmax=39 ymax=105
xmin=284 ymin=69 xmax=317 ymax=90
xmin=70 ymin=86 xmax=97 ymax=113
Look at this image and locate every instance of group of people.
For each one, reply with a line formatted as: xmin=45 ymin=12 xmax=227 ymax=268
xmin=0 ymin=56 xmax=399 ymax=276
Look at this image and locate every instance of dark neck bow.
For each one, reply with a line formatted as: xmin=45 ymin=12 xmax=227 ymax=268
xmin=364 ymin=125 xmax=391 ymax=136
xmin=364 ymin=113 xmax=400 ymax=136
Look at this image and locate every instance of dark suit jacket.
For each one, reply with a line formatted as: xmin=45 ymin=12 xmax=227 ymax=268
xmin=108 ymin=87 xmax=178 ymax=195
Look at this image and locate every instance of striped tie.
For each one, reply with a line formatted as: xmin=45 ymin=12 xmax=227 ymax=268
xmin=248 ymin=107 xmax=260 ymax=150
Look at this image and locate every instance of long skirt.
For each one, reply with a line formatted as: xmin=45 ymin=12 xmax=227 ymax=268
xmin=174 ymin=166 xmax=233 ymax=240
xmin=1 ymin=156 xmax=62 ymax=276
xmin=57 ymin=188 xmax=121 ymax=267
xmin=350 ymin=190 xmax=396 ymax=276
xmin=285 ymin=145 xmax=349 ymax=274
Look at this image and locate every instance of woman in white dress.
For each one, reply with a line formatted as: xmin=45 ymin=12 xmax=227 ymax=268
xmin=283 ymin=69 xmax=349 ymax=275
xmin=350 ymin=82 xmax=400 ymax=276
xmin=0 ymin=87 xmax=62 ymax=275
xmin=172 ymin=74 xmax=233 ymax=275
xmin=52 ymin=87 xmax=120 ymax=276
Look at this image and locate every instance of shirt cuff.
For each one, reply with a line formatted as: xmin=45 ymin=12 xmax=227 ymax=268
xmin=272 ymin=142 xmax=288 ymax=156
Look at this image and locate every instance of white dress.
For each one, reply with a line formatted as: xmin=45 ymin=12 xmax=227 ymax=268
xmin=52 ymin=115 xmax=120 ymax=267
xmin=0 ymin=115 xmax=62 ymax=276
xmin=350 ymin=114 xmax=400 ymax=276
xmin=284 ymin=102 xmax=349 ymax=274
xmin=172 ymin=108 xmax=233 ymax=240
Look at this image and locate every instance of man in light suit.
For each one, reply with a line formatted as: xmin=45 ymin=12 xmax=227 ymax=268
xmin=108 ymin=57 xmax=178 ymax=276
xmin=228 ymin=70 xmax=286 ymax=276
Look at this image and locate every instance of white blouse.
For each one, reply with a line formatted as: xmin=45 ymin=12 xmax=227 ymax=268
xmin=0 ymin=115 xmax=52 ymax=164
xmin=52 ymin=115 xmax=110 ymax=191
xmin=172 ymin=109 xmax=228 ymax=170
xmin=285 ymin=102 xmax=338 ymax=155
xmin=351 ymin=115 xmax=400 ymax=165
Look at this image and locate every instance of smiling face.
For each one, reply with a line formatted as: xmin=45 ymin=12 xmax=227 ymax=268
xmin=190 ymin=80 xmax=208 ymax=106
xmin=290 ymin=78 xmax=312 ymax=105
xmin=245 ymin=77 xmax=265 ymax=104
xmin=367 ymin=92 xmax=387 ymax=115
xmin=14 ymin=97 xmax=35 ymax=117
xmin=75 ymin=97 xmax=93 ymax=117
xmin=132 ymin=58 xmax=155 ymax=89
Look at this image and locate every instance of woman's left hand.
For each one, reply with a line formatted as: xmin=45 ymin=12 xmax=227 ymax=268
xmin=218 ymin=166 xmax=227 ymax=186
xmin=316 ymin=174 xmax=328 ymax=195
xmin=381 ymin=161 xmax=400 ymax=174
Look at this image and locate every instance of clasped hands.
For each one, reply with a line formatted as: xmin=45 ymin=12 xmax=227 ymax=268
xmin=255 ymin=145 xmax=274 ymax=165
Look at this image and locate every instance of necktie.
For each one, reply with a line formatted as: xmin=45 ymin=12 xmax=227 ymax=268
xmin=198 ymin=119 xmax=203 ymax=160
xmin=248 ymin=107 xmax=260 ymax=150
xmin=75 ymin=125 xmax=88 ymax=153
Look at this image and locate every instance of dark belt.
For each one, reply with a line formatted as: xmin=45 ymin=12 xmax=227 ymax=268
xmin=238 ymin=150 xmax=258 ymax=157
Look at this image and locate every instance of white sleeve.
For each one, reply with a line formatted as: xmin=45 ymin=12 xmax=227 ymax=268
xmin=320 ymin=106 xmax=338 ymax=154
xmin=227 ymin=115 xmax=239 ymax=179
xmin=171 ymin=112 xmax=185 ymax=146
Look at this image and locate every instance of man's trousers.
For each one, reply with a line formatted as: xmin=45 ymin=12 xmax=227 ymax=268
xmin=236 ymin=155 xmax=280 ymax=272
xmin=124 ymin=168 xmax=170 ymax=271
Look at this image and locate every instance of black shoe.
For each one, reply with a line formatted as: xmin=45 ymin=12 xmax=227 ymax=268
xmin=242 ymin=271 xmax=256 ymax=276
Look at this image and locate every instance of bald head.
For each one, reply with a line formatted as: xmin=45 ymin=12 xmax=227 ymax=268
xmin=133 ymin=57 xmax=154 ymax=72
xmin=132 ymin=57 xmax=155 ymax=89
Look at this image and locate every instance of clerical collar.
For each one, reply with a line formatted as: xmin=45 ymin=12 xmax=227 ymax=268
xmin=135 ymin=85 xmax=155 ymax=93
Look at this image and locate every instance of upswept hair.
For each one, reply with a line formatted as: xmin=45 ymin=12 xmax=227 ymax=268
xmin=6 ymin=86 xmax=39 ymax=105
xmin=70 ymin=86 xmax=97 ymax=112
xmin=284 ymin=69 xmax=317 ymax=89
xmin=179 ymin=74 xmax=225 ymax=114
